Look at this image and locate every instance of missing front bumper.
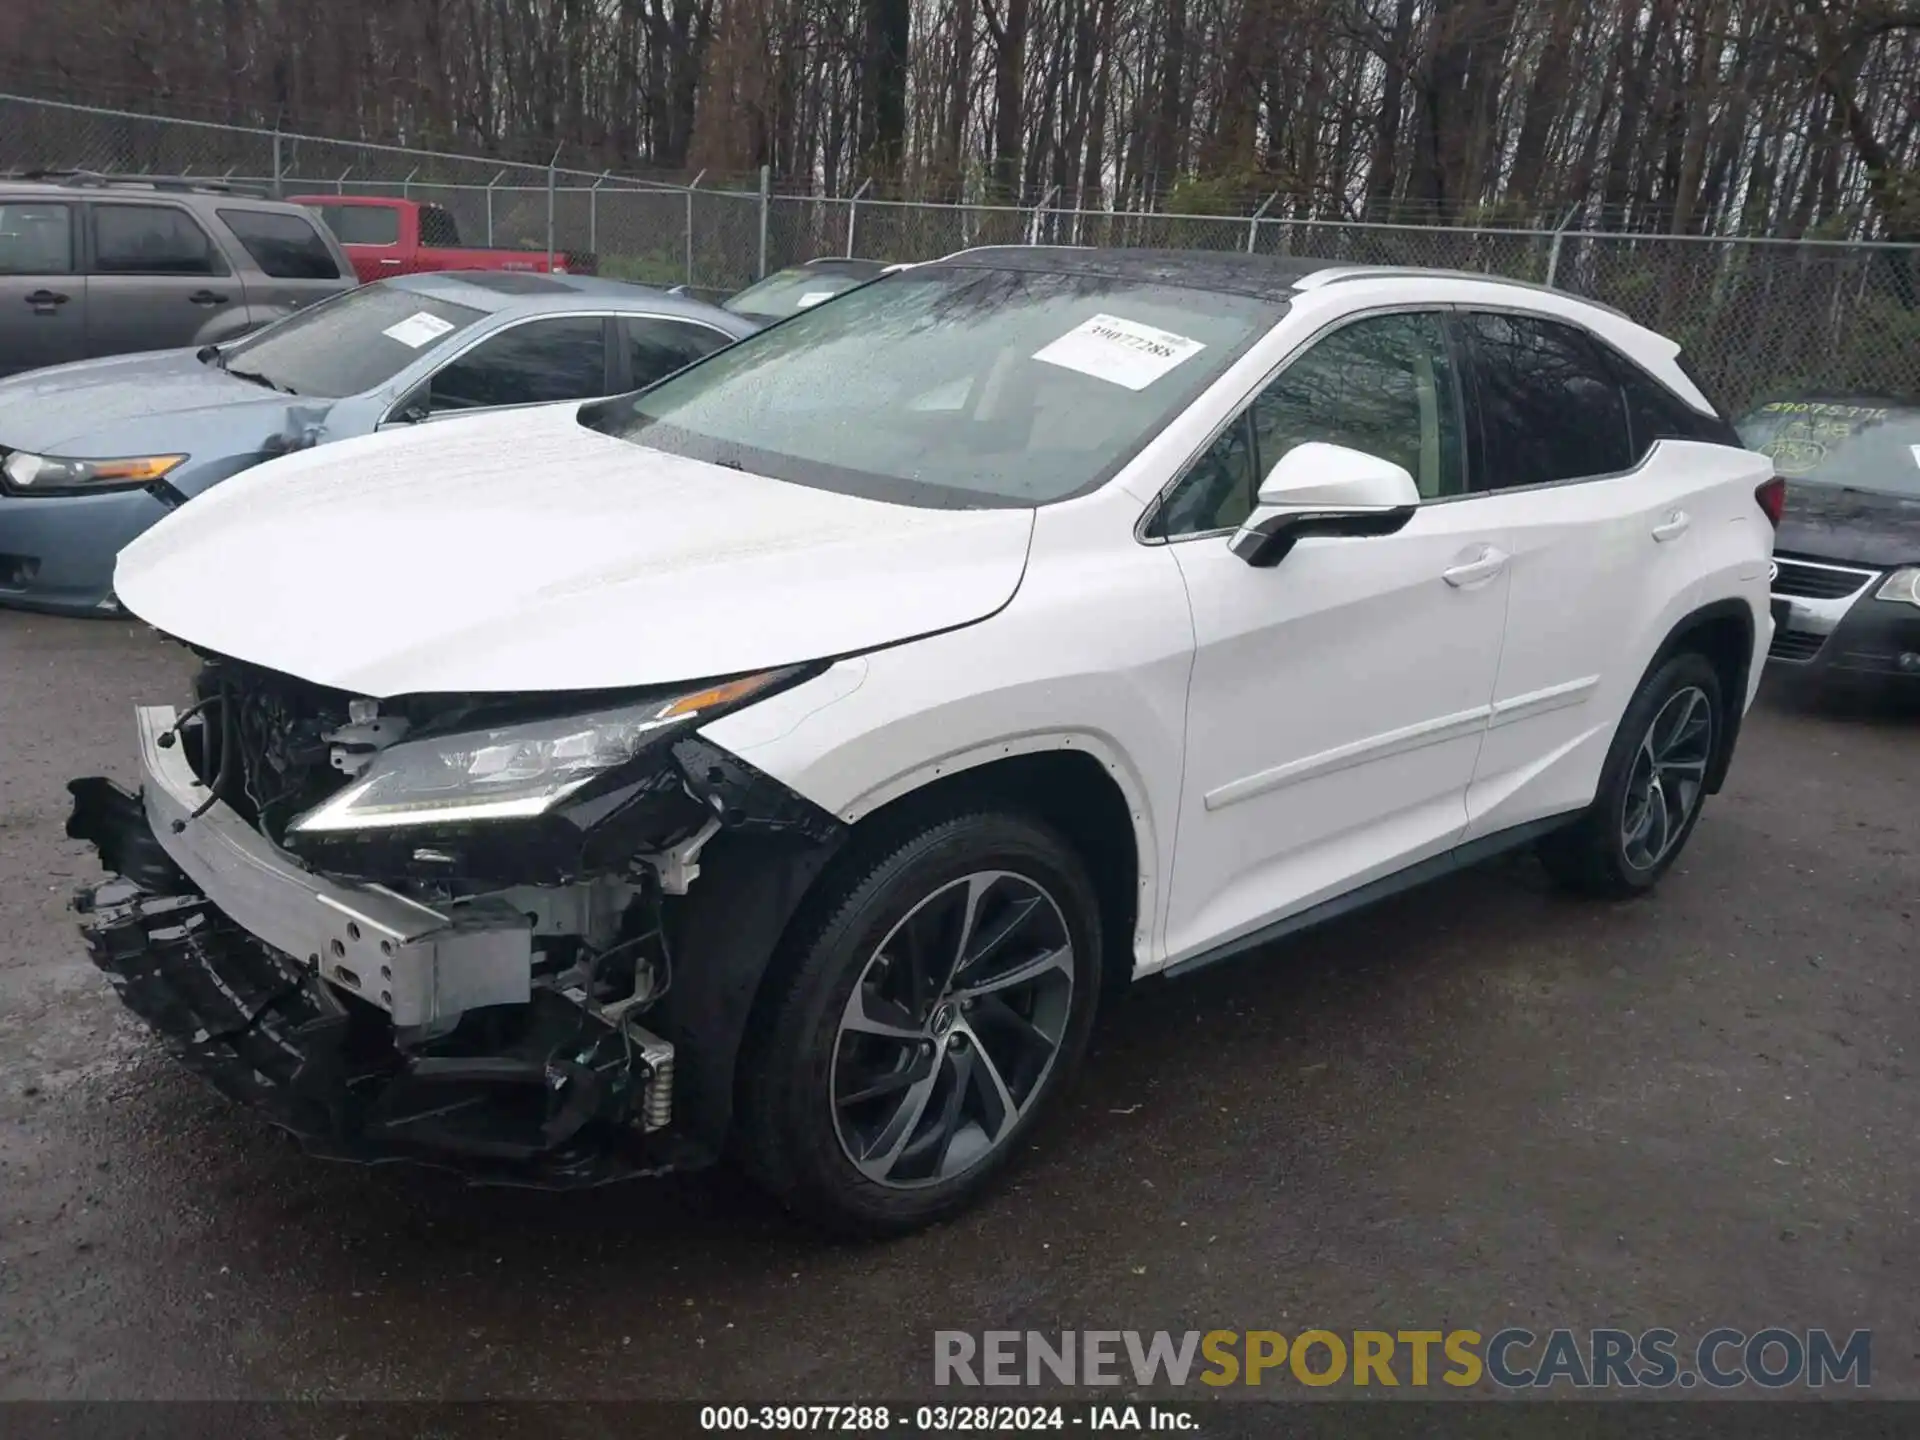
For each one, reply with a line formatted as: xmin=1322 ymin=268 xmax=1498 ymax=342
xmin=73 ymin=877 xmax=695 ymax=1186
xmin=100 ymin=703 xmax=533 ymax=1029
xmin=65 ymin=703 xmax=699 ymax=1188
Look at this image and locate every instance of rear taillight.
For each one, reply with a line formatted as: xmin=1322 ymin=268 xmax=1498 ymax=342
xmin=1755 ymin=475 xmax=1786 ymax=529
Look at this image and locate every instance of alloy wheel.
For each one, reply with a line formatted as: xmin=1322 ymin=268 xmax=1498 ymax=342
xmin=830 ymin=870 xmax=1075 ymax=1189
xmin=1620 ymin=685 xmax=1714 ymax=871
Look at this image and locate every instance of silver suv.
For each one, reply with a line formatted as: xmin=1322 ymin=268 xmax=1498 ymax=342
xmin=0 ymin=173 xmax=356 ymax=378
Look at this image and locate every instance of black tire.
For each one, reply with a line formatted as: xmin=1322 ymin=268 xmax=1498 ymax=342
xmin=1537 ymin=650 xmax=1724 ymax=898
xmin=736 ymin=809 xmax=1103 ymax=1238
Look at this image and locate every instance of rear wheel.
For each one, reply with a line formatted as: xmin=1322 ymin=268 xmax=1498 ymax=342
xmin=1537 ymin=651 xmax=1723 ymax=898
xmin=736 ymin=810 xmax=1102 ymax=1237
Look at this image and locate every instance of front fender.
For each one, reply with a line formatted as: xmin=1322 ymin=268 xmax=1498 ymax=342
xmin=700 ymin=523 xmax=1195 ymax=975
xmin=652 ymin=826 xmax=848 ymax=1151
xmin=164 ymin=403 xmax=340 ymax=501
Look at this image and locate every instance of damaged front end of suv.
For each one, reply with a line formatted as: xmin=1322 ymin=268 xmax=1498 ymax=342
xmin=68 ymin=651 xmax=845 ymax=1186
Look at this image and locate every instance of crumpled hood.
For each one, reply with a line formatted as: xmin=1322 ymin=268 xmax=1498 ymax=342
xmin=114 ymin=404 xmax=1037 ymax=696
xmin=1778 ymin=482 xmax=1920 ymax=570
xmin=0 ymin=348 xmax=302 ymax=454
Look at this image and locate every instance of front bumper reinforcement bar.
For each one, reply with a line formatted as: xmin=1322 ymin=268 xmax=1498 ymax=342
xmin=100 ymin=704 xmax=531 ymax=1029
xmin=66 ymin=705 xmax=699 ymax=1188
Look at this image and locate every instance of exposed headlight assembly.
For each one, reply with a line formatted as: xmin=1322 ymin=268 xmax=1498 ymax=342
xmin=1 ymin=450 xmax=187 ymax=495
xmin=290 ymin=669 xmax=799 ymax=834
xmin=1874 ymin=567 xmax=1920 ymax=608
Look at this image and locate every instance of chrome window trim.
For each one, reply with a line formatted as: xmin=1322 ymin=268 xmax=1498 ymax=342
xmin=1138 ymin=293 xmax=1724 ymax=546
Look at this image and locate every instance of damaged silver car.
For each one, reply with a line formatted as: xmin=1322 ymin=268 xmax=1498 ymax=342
xmin=1 ymin=270 xmax=756 ymax=614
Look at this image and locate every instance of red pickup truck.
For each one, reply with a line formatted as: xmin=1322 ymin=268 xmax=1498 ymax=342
xmin=291 ymin=195 xmax=597 ymax=283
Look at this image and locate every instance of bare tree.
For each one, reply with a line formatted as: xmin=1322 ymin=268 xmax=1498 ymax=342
xmin=6 ymin=0 xmax=1918 ymax=239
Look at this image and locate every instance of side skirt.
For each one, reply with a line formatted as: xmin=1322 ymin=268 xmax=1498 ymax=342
xmin=1162 ymin=813 xmax=1580 ymax=980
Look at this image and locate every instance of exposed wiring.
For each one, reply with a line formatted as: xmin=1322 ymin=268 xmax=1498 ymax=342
xmin=163 ymin=693 xmax=214 ymax=748
xmin=595 ymin=886 xmax=678 ymax=1108
xmin=179 ymin=689 xmax=233 ymax=827
xmin=548 ymin=885 xmax=674 ymax=1097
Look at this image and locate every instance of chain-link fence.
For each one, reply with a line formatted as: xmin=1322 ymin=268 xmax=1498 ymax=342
xmin=0 ymin=92 xmax=698 ymax=282
xmin=4 ymin=92 xmax=1916 ymax=413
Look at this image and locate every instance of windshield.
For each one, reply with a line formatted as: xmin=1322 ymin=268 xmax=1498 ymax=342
xmin=1738 ymin=401 xmax=1920 ymax=500
xmin=213 ymin=284 xmax=484 ymax=398
xmin=591 ymin=264 xmax=1283 ymax=507
xmin=722 ymin=265 xmax=880 ymax=321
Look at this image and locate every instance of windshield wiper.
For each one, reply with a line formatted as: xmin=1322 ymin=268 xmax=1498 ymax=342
xmin=224 ymin=366 xmax=298 ymax=396
xmin=197 ymin=343 xmax=224 ymax=365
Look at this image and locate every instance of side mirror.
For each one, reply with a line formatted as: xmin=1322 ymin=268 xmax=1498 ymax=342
xmin=1229 ymin=441 xmax=1421 ymax=568
xmin=381 ymin=388 xmax=431 ymax=428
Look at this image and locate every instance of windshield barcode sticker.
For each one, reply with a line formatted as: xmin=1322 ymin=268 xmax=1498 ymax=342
xmin=382 ymin=312 xmax=457 ymax=348
xmin=797 ymin=291 xmax=836 ymax=308
xmin=1032 ymin=313 xmax=1206 ymax=391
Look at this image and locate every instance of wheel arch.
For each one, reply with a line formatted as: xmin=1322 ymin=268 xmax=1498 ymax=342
xmin=1643 ymin=596 xmax=1756 ymax=794
xmin=657 ymin=741 xmax=1150 ymax=1156
xmin=838 ymin=746 xmax=1146 ymax=996
xmin=835 ymin=737 xmax=1154 ymax=985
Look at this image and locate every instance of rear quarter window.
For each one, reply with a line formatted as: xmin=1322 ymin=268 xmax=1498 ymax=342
xmin=1673 ymin=351 xmax=1743 ymax=440
xmin=1461 ymin=310 xmax=1633 ymax=489
xmin=218 ymin=208 xmax=347 ymax=280
xmin=1598 ymin=345 xmax=1741 ymax=456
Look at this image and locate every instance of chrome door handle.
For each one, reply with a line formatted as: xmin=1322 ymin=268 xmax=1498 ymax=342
xmin=1442 ymin=546 xmax=1509 ymax=588
xmin=1652 ymin=510 xmax=1691 ymax=542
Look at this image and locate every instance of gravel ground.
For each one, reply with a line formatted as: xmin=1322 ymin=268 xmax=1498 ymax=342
xmin=0 ymin=608 xmax=1913 ymax=1408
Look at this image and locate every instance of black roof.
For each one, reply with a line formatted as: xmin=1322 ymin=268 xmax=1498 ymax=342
xmin=937 ymin=246 xmax=1339 ymax=300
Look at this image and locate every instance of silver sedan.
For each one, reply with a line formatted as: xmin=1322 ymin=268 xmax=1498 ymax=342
xmin=0 ymin=271 xmax=762 ymax=614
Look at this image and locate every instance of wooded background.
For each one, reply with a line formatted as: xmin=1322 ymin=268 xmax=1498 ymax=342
xmin=4 ymin=0 xmax=1917 ymax=239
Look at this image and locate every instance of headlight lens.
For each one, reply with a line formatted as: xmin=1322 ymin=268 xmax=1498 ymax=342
xmin=1 ymin=450 xmax=187 ymax=494
xmin=289 ymin=670 xmax=795 ymax=833
xmin=1875 ymin=567 xmax=1920 ymax=608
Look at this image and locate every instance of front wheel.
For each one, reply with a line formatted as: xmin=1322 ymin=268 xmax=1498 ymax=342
xmin=736 ymin=810 xmax=1103 ymax=1237
xmin=1537 ymin=651 xmax=1724 ymax=898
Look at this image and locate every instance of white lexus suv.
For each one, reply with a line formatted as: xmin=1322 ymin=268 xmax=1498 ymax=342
xmin=68 ymin=247 xmax=1781 ymax=1235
